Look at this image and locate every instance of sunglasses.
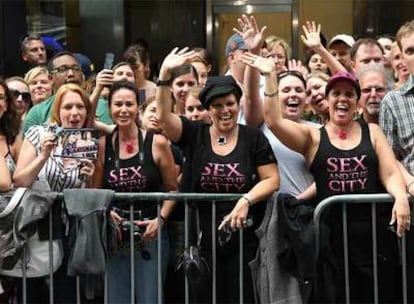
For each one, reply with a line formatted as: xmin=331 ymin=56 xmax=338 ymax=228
xmin=10 ymin=89 xmax=31 ymax=103
xmin=277 ymin=70 xmax=307 ymax=87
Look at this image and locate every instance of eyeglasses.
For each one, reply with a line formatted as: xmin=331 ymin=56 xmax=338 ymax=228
xmin=50 ymin=64 xmax=82 ymax=74
xmin=10 ymin=89 xmax=31 ymax=103
xmin=361 ymin=86 xmax=386 ymax=94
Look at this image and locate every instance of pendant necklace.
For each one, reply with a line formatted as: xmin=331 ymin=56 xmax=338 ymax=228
xmin=330 ymin=122 xmax=354 ymax=140
xmin=212 ymin=126 xmax=238 ymax=146
xmin=125 ymin=141 xmax=135 ymax=153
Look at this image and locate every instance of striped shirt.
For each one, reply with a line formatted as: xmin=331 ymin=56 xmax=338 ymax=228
xmin=25 ymin=125 xmax=83 ymax=192
xmin=379 ymin=74 xmax=414 ymax=174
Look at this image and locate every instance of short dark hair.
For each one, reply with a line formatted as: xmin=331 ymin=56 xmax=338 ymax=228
xmin=108 ymin=81 xmax=139 ymax=106
xmin=350 ymin=38 xmax=384 ymax=60
xmin=47 ymin=51 xmax=77 ymax=71
xmin=123 ymin=44 xmax=150 ymax=67
xmin=20 ymin=33 xmax=43 ymax=54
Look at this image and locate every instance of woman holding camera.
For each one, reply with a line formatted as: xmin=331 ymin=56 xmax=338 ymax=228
xmin=13 ymin=83 xmax=96 ymax=303
xmin=92 ymin=81 xmax=177 ymax=303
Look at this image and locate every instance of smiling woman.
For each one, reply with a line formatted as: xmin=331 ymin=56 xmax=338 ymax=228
xmin=5 ymin=77 xmax=32 ymax=122
xmin=243 ymin=51 xmax=409 ymax=303
xmin=155 ymin=47 xmax=279 ymax=304
xmin=24 ymin=66 xmax=53 ymax=105
xmin=91 ymin=80 xmax=177 ymax=304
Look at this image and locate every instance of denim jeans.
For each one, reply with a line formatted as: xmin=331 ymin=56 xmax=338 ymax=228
xmin=106 ymin=228 xmax=169 ymax=303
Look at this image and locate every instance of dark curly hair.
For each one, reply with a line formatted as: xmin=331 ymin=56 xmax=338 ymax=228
xmin=0 ymin=79 xmax=21 ymax=144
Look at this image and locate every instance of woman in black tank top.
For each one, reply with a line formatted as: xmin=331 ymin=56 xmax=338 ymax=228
xmin=92 ymin=81 xmax=178 ymax=304
xmin=246 ymin=56 xmax=409 ymax=302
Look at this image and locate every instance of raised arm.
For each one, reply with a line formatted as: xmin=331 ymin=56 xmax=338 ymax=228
xmin=89 ymin=69 xmax=114 ymax=119
xmin=370 ymin=124 xmax=410 ymax=237
xmin=156 ymin=47 xmax=195 ymax=142
xmin=301 ymin=21 xmax=346 ymax=74
xmin=234 ymin=14 xmax=267 ymax=127
xmin=241 ymin=52 xmax=314 ymax=155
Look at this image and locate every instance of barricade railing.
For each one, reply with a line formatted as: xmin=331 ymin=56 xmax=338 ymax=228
xmin=16 ymin=191 xmax=246 ymax=304
xmin=313 ymin=194 xmax=409 ymax=304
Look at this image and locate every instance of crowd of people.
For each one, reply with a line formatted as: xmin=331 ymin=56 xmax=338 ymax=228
xmin=1 ymin=14 xmax=414 ymax=304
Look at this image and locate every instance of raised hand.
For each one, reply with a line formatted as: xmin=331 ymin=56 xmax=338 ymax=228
xmin=95 ymin=69 xmax=114 ymax=89
xmin=233 ymin=14 xmax=267 ymax=52
xmin=160 ymin=47 xmax=196 ymax=74
xmin=288 ymin=59 xmax=309 ymax=79
xmin=241 ymin=52 xmax=275 ymax=75
xmin=301 ymin=20 xmax=322 ymax=50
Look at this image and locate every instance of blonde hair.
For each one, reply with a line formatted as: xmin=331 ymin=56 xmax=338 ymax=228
xmin=396 ymin=20 xmax=414 ymax=50
xmin=265 ymin=35 xmax=292 ymax=60
xmin=50 ymin=83 xmax=93 ymax=127
xmin=24 ymin=66 xmax=51 ymax=84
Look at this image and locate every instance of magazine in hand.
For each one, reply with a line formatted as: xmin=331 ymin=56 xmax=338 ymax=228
xmin=53 ymin=128 xmax=99 ymax=159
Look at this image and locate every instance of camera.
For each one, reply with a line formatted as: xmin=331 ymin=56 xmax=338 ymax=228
xmin=120 ymin=220 xmax=144 ymax=244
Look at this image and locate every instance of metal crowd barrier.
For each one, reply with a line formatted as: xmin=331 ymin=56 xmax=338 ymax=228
xmin=16 ymin=192 xmax=246 ymax=304
xmin=313 ymin=194 xmax=409 ymax=304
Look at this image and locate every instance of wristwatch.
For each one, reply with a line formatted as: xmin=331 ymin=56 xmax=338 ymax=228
xmin=156 ymin=77 xmax=171 ymax=86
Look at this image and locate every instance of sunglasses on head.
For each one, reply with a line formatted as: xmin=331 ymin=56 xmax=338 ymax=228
xmin=277 ymin=70 xmax=307 ymax=87
xmin=10 ymin=89 xmax=31 ymax=103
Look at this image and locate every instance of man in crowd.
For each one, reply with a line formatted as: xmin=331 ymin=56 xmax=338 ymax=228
xmin=350 ymin=38 xmax=385 ymax=74
xmin=21 ymin=33 xmax=47 ymax=68
xmin=379 ymin=20 xmax=414 ymax=302
xmin=23 ymin=51 xmax=112 ymax=134
xmin=358 ymin=65 xmax=388 ymax=124
xmin=327 ymin=34 xmax=355 ymax=72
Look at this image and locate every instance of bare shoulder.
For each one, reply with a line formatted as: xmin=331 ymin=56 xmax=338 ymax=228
xmin=153 ymin=133 xmax=170 ymax=150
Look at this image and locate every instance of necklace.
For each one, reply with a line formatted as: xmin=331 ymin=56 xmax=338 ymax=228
xmin=212 ymin=126 xmax=238 ymax=146
xmin=329 ymin=122 xmax=354 ymax=140
xmin=125 ymin=140 xmax=135 ymax=153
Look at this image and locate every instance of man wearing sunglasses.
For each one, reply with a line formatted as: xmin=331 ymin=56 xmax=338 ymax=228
xmin=23 ymin=51 xmax=112 ymax=134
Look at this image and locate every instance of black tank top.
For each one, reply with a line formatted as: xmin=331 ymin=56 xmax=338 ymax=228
xmin=102 ymin=130 xmax=162 ymax=217
xmin=310 ymin=119 xmax=385 ymax=202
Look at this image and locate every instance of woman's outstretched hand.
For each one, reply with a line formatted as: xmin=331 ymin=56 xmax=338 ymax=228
xmin=241 ymin=52 xmax=275 ymax=75
xmin=233 ymin=14 xmax=267 ymax=53
xmin=160 ymin=47 xmax=196 ymax=75
xmin=301 ymin=20 xmax=322 ymax=50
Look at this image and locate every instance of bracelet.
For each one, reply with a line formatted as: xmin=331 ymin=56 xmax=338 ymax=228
xmin=264 ymin=91 xmax=278 ymax=97
xmin=242 ymin=194 xmax=253 ymax=207
xmin=156 ymin=77 xmax=172 ymax=86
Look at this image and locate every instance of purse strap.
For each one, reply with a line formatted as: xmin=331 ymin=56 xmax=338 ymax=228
xmin=196 ymin=205 xmax=202 ymax=247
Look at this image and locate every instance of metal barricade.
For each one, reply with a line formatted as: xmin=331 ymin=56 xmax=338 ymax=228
xmin=313 ymin=194 xmax=409 ymax=304
xmin=16 ymin=192 xmax=249 ymax=304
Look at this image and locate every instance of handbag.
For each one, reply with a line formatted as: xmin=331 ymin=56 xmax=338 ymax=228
xmin=175 ymin=207 xmax=210 ymax=282
xmin=0 ymin=187 xmax=63 ymax=278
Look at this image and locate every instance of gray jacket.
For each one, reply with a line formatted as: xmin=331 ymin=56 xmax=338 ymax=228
xmin=249 ymin=192 xmax=303 ymax=304
xmin=63 ymin=188 xmax=115 ymax=276
xmin=0 ymin=187 xmax=58 ymax=271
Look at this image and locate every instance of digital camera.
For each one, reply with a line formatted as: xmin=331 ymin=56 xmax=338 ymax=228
xmin=120 ymin=220 xmax=144 ymax=243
